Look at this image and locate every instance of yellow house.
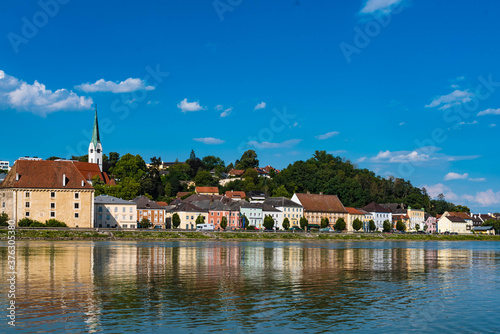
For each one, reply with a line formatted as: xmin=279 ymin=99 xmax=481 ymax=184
xmin=437 ymin=215 xmax=468 ymax=234
xmin=345 ymin=207 xmax=365 ymax=231
xmin=0 ymin=160 xmax=94 ymax=227
xmin=173 ymin=202 xmax=208 ymax=229
xmin=407 ymin=207 xmax=425 ymax=230
xmin=291 ymin=193 xmax=348 ymax=227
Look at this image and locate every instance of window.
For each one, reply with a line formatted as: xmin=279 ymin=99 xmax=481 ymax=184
xmin=75 ymin=193 xmax=79 ymax=199
xmin=122 ymin=215 xmax=125 ymax=220
xmin=25 ymin=202 xmax=30 ymax=208
xmin=123 ymin=224 xmax=128 ymax=228
xmin=75 ymin=213 xmax=79 ymax=218
xmin=114 ymin=207 xmax=117 ymax=212
xmin=2 ymin=202 xmax=4 ymax=208
xmin=74 ymin=203 xmax=79 ymax=209
xmin=99 ymin=206 xmax=102 ymax=212
xmin=50 ymin=212 xmax=56 ymax=218
xmin=51 ymin=192 xmax=56 ymax=198
xmin=25 ymin=192 xmax=30 ymax=198
xmin=122 ymin=207 xmax=125 ymax=213
xmin=98 ymin=214 xmax=102 ymax=220
xmin=130 ymin=207 xmax=133 ymax=213
xmin=106 ymin=215 xmax=110 ymax=220
xmin=186 ymin=216 xmax=189 ymax=220
xmin=26 ymin=212 xmax=30 ymax=217
xmin=129 ymin=216 xmax=133 ymax=220
xmin=131 ymin=224 xmax=136 ymax=228
xmin=51 ymin=203 xmax=55 ymax=209
xmin=139 ymin=210 xmax=142 ymax=215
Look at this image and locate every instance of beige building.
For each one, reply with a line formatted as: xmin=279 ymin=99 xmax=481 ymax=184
xmin=0 ymin=160 xmax=94 ymax=227
xmin=345 ymin=207 xmax=365 ymax=231
xmin=407 ymin=207 xmax=425 ymax=230
xmin=94 ymin=195 xmax=137 ymax=228
xmin=173 ymin=202 xmax=208 ymax=229
xmin=291 ymin=193 xmax=347 ymax=227
xmin=437 ymin=215 xmax=468 ymax=234
xmin=132 ymin=196 xmax=166 ymax=228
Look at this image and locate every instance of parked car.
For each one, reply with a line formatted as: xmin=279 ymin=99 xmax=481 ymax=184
xmin=289 ymin=226 xmax=302 ymax=231
xmin=196 ymin=224 xmax=215 ymax=231
xmin=319 ymin=227 xmax=333 ymax=232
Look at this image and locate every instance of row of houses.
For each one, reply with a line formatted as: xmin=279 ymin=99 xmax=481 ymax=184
xmin=1 ymin=159 xmax=498 ymax=234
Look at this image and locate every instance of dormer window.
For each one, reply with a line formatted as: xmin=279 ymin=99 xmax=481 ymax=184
xmin=90 ymin=149 xmax=93 ymax=153
xmin=97 ymin=149 xmax=101 ymax=153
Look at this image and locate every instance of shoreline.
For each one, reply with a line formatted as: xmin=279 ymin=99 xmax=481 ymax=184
xmin=1 ymin=229 xmax=500 ymax=242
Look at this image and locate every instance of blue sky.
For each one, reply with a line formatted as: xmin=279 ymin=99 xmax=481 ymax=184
xmin=1 ymin=0 xmax=500 ymax=212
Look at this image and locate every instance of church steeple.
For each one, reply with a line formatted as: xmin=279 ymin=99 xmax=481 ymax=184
xmin=91 ymin=104 xmax=100 ymax=147
xmin=88 ymin=104 xmax=103 ymax=172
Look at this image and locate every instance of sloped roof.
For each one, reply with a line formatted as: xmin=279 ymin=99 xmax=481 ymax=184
xmin=263 ymin=204 xmax=281 ymax=212
xmin=195 ymin=186 xmax=219 ymax=194
xmin=0 ymin=160 xmax=93 ymax=190
xmin=177 ymin=192 xmax=192 ymax=198
xmin=73 ymin=161 xmax=115 ymax=185
xmin=345 ymin=207 xmax=364 ymax=215
xmin=294 ymin=193 xmax=347 ymax=213
xmin=447 ymin=212 xmax=472 ymax=220
xmin=95 ymin=195 xmax=135 ymax=205
xmin=132 ymin=196 xmax=165 ymax=210
xmin=156 ymin=201 xmax=169 ymax=207
xmin=174 ymin=202 xmax=208 ymax=213
xmin=446 ymin=216 xmax=466 ymax=223
xmin=225 ymin=190 xmax=246 ymax=199
xmin=362 ymin=202 xmax=392 ymax=213
xmin=264 ymin=197 xmax=303 ymax=208
xmin=228 ymin=169 xmax=245 ymax=176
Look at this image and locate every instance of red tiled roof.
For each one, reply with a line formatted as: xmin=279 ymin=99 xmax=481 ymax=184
xmin=156 ymin=201 xmax=169 ymax=207
xmin=0 ymin=160 xmax=93 ymax=190
xmin=345 ymin=207 xmax=364 ymax=215
xmin=177 ymin=192 xmax=191 ymax=198
xmin=294 ymin=193 xmax=347 ymax=213
xmin=447 ymin=212 xmax=471 ymax=220
xmin=225 ymin=191 xmax=246 ymax=199
xmin=228 ymin=169 xmax=245 ymax=176
xmin=73 ymin=161 xmax=115 ymax=185
xmin=196 ymin=187 xmax=219 ymax=194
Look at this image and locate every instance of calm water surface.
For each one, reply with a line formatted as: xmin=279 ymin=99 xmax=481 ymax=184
xmin=2 ymin=240 xmax=500 ymax=333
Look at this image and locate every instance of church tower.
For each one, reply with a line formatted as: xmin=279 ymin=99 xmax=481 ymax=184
xmin=88 ymin=105 xmax=103 ymax=172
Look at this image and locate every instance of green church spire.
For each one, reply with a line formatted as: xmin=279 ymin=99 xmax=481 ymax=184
xmin=91 ymin=104 xmax=100 ymax=147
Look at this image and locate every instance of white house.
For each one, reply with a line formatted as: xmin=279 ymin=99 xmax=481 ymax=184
xmin=240 ymin=202 xmax=263 ymax=228
xmin=362 ymin=202 xmax=392 ymax=231
xmin=94 ymin=195 xmax=137 ymax=228
xmin=262 ymin=204 xmax=283 ymax=229
xmin=264 ymin=197 xmax=303 ymax=228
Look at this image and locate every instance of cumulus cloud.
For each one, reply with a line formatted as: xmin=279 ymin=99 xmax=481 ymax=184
xmin=315 ymin=131 xmax=339 ymax=140
xmin=371 ymin=150 xmax=431 ymax=163
xmin=177 ymin=99 xmax=206 ymax=112
xmin=469 ymin=178 xmax=486 ymax=182
xmin=193 ymin=137 xmax=225 ymax=145
xmin=489 ymin=124 xmax=497 ymax=128
xmin=477 ymin=108 xmax=500 ymax=116
xmin=360 ymin=0 xmax=402 ymax=14
xmin=215 ymin=105 xmax=223 ymax=111
xmin=421 ymin=183 xmax=458 ymax=201
xmin=220 ymin=107 xmax=233 ymax=118
xmin=0 ymin=70 xmax=92 ymax=117
xmin=425 ymin=89 xmax=473 ymax=110
xmin=463 ymin=190 xmax=500 ymax=207
xmin=357 ymin=157 xmax=367 ymax=163
xmin=247 ymin=139 xmax=301 ymax=149
xmin=444 ymin=172 xmax=469 ymax=181
xmin=76 ymin=78 xmax=155 ymax=93
xmin=254 ymin=102 xmax=266 ymax=110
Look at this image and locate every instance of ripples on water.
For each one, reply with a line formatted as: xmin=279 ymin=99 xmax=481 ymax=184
xmin=2 ymin=241 xmax=500 ymax=333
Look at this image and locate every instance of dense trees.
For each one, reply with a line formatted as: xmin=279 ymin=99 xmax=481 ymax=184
xmin=335 ymin=218 xmax=346 ymax=231
xmin=369 ymin=220 xmax=376 ymax=232
xmin=300 ymin=217 xmax=308 ymax=230
xmin=172 ymin=213 xmax=181 ymax=229
xmin=383 ymin=220 xmax=392 ymax=232
xmin=0 ymin=213 xmax=9 ymax=226
xmin=396 ymin=220 xmax=406 ymax=232
xmin=321 ymin=217 xmax=330 ymax=228
xmin=263 ymin=215 xmax=275 ymax=230
xmin=196 ymin=215 xmax=205 ymax=225
xmin=220 ymin=216 xmax=228 ymax=230
xmin=282 ymin=218 xmax=290 ymax=230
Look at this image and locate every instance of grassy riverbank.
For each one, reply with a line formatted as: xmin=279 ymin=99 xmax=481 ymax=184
xmin=1 ymin=229 xmax=500 ymax=241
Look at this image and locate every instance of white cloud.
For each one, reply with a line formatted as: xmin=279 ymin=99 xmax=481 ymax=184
xmin=215 ymin=104 xmax=223 ymax=111
xmin=0 ymin=70 xmax=92 ymax=116
xmin=254 ymin=102 xmax=266 ymax=110
xmin=220 ymin=107 xmax=233 ymax=118
xmin=421 ymin=183 xmax=458 ymax=201
xmin=247 ymin=139 xmax=301 ymax=149
xmin=147 ymin=100 xmax=159 ymax=106
xmin=357 ymin=157 xmax=367 ymax=163
xmin=177 ymin=99 xmax=206 ymax=112
xmin=464 ymin=189 xmax=500 ymax=207
xmin=76 ymin=78 xmax=154 ymax=93
xmin=425 ymin=89 xmax=473 ymax=110
xmin=360 ymin=0 xmax=402 ymax=14
xmin=193 ymin=137 xmax=225 ymax=145
xmin=399 ymin=122 xmax=405 ymax=126
xmin=489 ymin=124 xmax=497 ymax=128
xmin=446 ymin=155 xmax=481 ymax=162
xmin=371 ymin=150 xmax=430 ymax=163
xmin=444 ymin=172 xmax=469 ymax=181
xmin=469 ymin=178 xmax=486 ymax=182
xmin=477 ymin=108 xmax=500 ymax=116
xmin=315 ymin=131 xmax=340 ymax=140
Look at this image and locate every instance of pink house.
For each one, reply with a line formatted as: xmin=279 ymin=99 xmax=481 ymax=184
xmin=424 ymin=214 xmax=437 ymax=233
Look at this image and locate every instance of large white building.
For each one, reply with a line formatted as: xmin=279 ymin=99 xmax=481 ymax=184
xmin=264 ymin=197 xmax=303 ymax=228
xmin=362 ymin=202 xmax=392 ymax=231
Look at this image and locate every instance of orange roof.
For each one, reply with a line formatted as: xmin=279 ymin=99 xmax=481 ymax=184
xmin=228 ymin=169 xmax=245 ymax=176
xmin=195 ymin=187 xmax=219 ymax=194
xmin=225 ymin=191 xmax=246 ymax=199
xmin=177 ymin=192 xmax=191 ymax=198
xmin=73 ymin=161 xmax=115 ymax=185
xmin=447 ymin=212 xmax=471 ymax=220
xmin=0 ymin=160 xmax=93 ymax=190
xmin=156 ymin=201 xmax=169 ymax=207
xmin=345 ymin=207 xmax=364 ymax=215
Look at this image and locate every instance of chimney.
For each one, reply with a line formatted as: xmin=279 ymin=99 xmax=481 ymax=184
xmin=63 ymin=174 xmax=67 ymax=187
xmin=16 ymin=173 xmax=19 ymax=181
xmin=81 ymin=180 xmax=85 ymax=187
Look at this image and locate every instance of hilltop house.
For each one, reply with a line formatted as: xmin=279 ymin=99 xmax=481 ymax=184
xmin=195 ymin=187 xmax=219 ymax=195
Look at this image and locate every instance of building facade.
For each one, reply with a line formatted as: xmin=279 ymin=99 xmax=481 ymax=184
xmin=132 ymin=196 xmax=166 ymax=228
xmin=94 ymin=195 xmax=137 ymax=228
xmin=291 ymin=193 xmax=347 ymax=228
xmin=0 ymin=160 xmax=94 ymax=227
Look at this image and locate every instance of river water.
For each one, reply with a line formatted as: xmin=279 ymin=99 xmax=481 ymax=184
xmin=1 ymin=240 xmax=500 ymax=333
